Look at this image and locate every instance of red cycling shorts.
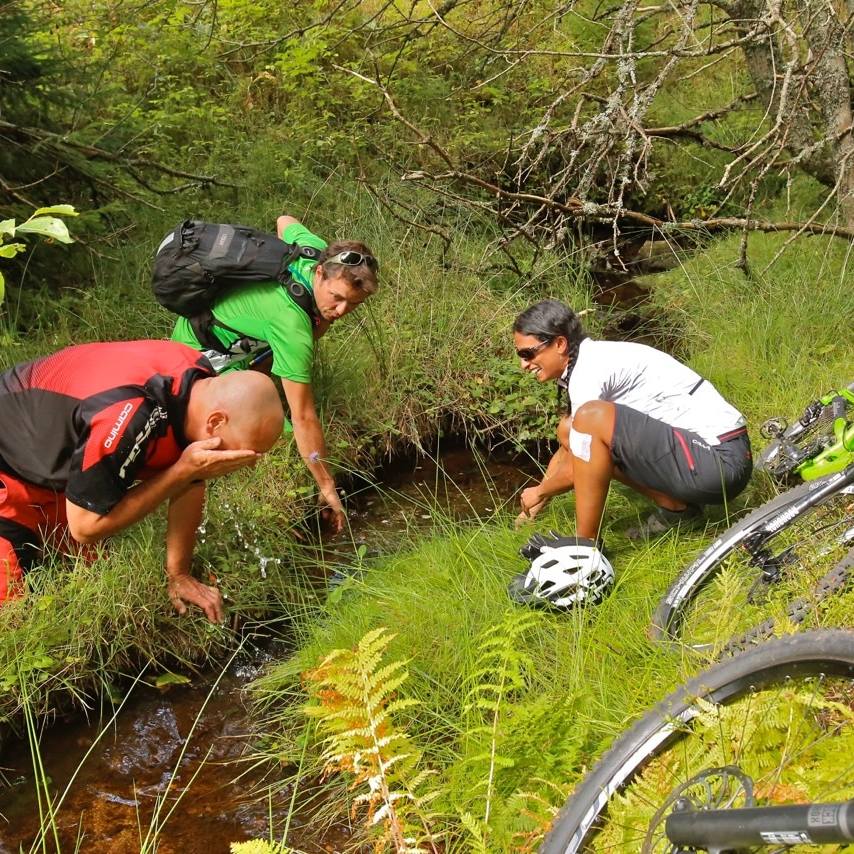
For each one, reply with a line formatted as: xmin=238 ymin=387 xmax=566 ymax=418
xmin=0 ymin=471 xmax=67 ymax=601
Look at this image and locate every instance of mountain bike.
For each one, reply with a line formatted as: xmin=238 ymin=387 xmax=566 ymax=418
xmin=539 ymin=630 xmax=854 ymax=853
xmin=203 ymin=342 xmax=273 ymax=374
xmin=756 ymin=382 xmax=854 ymax=482
xmin=649 ymin=383 xmax=854 ymax=652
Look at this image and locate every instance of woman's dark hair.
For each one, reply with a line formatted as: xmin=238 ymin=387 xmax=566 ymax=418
xmin=318 ymin=240 xmax=379 ymax=294
xmin=513 ymin=299 xmax=587 ymax=413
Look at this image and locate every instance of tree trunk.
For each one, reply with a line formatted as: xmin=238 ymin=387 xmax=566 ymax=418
xmin=795 ymin=0 xmax=854 ymax=225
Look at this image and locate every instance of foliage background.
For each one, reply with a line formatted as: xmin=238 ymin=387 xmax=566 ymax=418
xmin=0 ymin=0 xmax=852 ymax=850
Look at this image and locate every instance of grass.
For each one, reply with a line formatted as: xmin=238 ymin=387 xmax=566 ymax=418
xmin=249 ymin=485 xmax=854 ymax=850
xmin=241 ymin=201 xmax=854 ymax=851
xmin=1 ymin=166 xmax=852 ymax=849
xmin=247 ymin=492 xmax=742 ymax=849
xmin=645 ymin=183 xmax=853 ymax=425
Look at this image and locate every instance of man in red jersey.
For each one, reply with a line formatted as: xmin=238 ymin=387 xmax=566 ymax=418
xmin=0 ymin=340 xmax=284 ymax=621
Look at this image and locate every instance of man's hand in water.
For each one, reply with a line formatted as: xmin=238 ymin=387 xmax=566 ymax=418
xmin=168 ymin=572 xmax=224 ymax=623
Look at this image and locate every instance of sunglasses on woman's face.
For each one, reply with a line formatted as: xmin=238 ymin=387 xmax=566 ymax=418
xmin=326 ymin=250 xmax=379 ymax=272
xmin=516 ymin=339 xmax=551 ymax=361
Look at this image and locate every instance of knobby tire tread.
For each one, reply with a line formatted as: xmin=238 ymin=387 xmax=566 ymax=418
xmin=720 ymin=547 xmax=854 ymax=656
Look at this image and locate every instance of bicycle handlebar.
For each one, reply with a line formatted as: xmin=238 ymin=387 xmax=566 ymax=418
xmin=247 ymin=347 xmax=273 ymax=370
xmin=666 ymin=800 xmax=854 ymax=848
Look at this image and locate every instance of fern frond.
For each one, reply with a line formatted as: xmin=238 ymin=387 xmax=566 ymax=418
xmin=459 ymin=811 xmax=488 ymax=854
xmin=302 ymin=626 xmax=441 ymax=852
xmin=459 ymin=609 xmax=541 ymax=834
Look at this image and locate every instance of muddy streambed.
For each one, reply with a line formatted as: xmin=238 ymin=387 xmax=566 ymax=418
xmin=0 ymin=445 xmax=539 ymax=853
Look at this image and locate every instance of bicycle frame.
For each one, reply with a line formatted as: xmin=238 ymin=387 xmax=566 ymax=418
xmin=206 ymin=344 xmax=273 ymax=374
xmin=790 ymin=387 xmax=854 ymax=481
xmin=797 ymin=415 xmax=854 ymax=480
xmin=666 ymin=799 xmax=854 ymax=851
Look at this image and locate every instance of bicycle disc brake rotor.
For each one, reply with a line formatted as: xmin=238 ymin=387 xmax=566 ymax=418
xmin=641 ymin=766 xmax=755 ymax=854
xmin=760 ymin=417 xmax=788 ymax=440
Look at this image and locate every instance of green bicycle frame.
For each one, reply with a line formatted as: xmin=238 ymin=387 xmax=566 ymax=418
xmin=796 ymin=387 xmax=854 ymax=480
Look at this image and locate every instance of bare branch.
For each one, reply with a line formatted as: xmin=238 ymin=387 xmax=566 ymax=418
xmin=356 ymin=176 xmax=452 ymax=253
xmin=0 ymin=119 xmax=237 ymax=191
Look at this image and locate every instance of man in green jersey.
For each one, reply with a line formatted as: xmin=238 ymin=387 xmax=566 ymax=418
xmin=172 ymin=214 xmax=379 ymax=533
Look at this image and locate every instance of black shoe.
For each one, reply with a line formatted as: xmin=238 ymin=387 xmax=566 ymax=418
xmin=626 ymin=505 xmax=703 ymax=541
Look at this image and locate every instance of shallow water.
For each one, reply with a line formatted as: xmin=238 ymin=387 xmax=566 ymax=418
xmin=0 ymin=444 xmax=538 ymax=853
xmin=0 ymin=649 xmax=300 ymax=853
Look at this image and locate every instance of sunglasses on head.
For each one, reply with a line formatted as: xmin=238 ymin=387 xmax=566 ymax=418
xmin=516 ymin=339 xmax=551 ymax=361
xmin=325 ymin=250 xmax=379 ymax=272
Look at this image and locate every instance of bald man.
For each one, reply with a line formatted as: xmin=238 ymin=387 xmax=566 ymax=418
xmin=0 ymin=340 xmax=283 ymax=621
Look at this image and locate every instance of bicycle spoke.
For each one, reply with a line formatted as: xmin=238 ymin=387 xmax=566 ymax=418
xmin=677 ymin=493 xmax=853 ymax=650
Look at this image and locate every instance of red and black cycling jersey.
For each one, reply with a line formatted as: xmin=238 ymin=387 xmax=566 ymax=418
xmin=0 ymin=340 xmax=213 ymax=515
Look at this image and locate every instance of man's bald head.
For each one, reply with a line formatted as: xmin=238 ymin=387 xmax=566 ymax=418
xmin=186 ymin=371 xmax=284 ymax=452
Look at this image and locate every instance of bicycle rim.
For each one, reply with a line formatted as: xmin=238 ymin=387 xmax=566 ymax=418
xmin=540 ymin=630 xmax=854 ymax=853
xmin=661 ymin=487 xmax=854 ymax=652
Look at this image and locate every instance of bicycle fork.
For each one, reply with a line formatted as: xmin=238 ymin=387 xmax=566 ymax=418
xmin=741 ymin=464 xmax=854 ymax=586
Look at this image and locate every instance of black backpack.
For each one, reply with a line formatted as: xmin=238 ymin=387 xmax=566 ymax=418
xmin=152 ymin=220 xmax=321 ymax=352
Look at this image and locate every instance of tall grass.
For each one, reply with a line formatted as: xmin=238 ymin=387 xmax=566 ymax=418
xmin=250 ymin=486 xmax=727 ymax=849
xmin=646 ymin=185 xmax=852 ymax=427
xmin=245 ymin=197 xmax=854 ymax=850
xmin=251 ymin=483 xmax=854 ymax=850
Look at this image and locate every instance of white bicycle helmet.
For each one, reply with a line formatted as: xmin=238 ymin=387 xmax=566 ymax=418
xmin=508 ymin=535 xmax=614 ymax=610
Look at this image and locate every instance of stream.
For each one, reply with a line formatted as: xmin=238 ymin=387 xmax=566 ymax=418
xmin=0 ymin=444 xmax=539 ymax=853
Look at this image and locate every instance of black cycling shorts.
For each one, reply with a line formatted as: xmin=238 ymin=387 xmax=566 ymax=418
xmin=609 ymin=404 xmax=753 ymax=506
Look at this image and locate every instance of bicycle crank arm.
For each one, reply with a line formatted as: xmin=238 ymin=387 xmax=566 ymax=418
xmin=665 ymin=799 xmax=854 ymax=850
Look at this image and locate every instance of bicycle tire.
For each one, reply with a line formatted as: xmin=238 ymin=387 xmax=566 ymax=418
xmin=540 ymin=630 xmax=854 ymax=853
xmin=757 ymin=381 xmax=854 ymax=480
xmin=721 ymin=546 xmax=854 ymax=656
xmin=649 ymin=468 xmax=854 ymax=649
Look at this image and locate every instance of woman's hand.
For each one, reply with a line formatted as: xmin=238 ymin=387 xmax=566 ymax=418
xmin=318 ymin=485 xmax=346 ymax=535
xmin=515 ymin=486 xmax=549 ymax=528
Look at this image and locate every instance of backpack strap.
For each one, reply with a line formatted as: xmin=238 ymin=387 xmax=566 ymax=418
xmin=190 ymin=264 xmax=320 ymax=355
xmin=189 ymin=310 xmax=248 ymax=354
xmin=283 ymin=277 xmax=318 ymax=323
xmin=278 ymin=244 xmax=321 ymax=323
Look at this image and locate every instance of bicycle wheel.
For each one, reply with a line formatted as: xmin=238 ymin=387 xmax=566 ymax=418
xmin=757 ymin=382 xmax=854 ymax=481
xmin=650 ymin=468 xmax=854 ymax=651
xmin=722 ymin=546 xmax=854 ymax=656
xmin=540 ymin=630 xmax=854 ymax=853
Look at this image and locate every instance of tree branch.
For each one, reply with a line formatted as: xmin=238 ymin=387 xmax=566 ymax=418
xmin=0 ymin=119 xmax=237 ymax=191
